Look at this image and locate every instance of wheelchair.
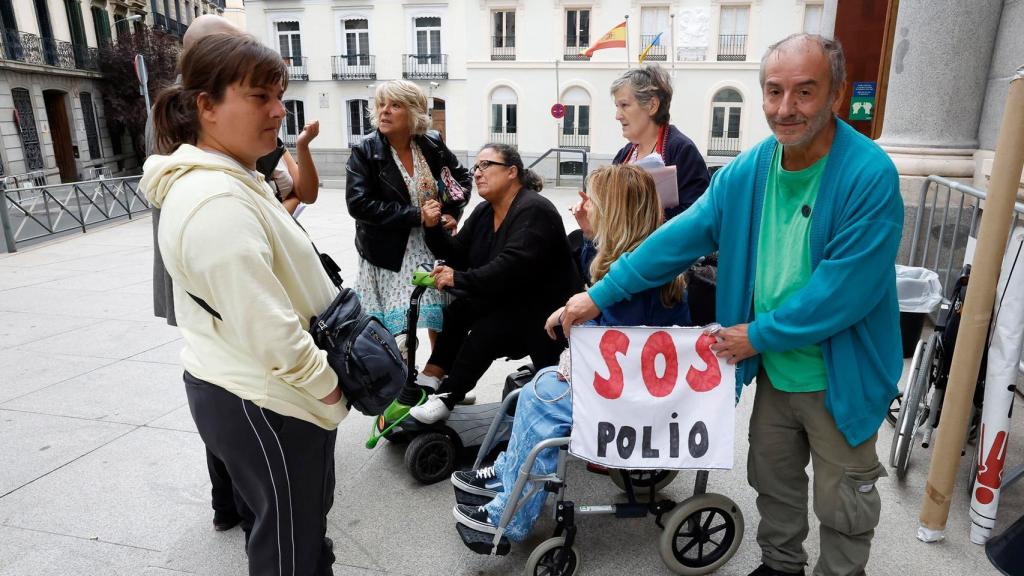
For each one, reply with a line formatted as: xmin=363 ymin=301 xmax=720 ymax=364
xmin=453 ymin=386 xmax=745 ymax=576
xmin=889 ymin=264 xmax=987 ymax=480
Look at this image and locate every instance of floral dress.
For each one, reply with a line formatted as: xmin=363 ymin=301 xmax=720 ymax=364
xmin=354 ymin=142 xmax=445 ymax=333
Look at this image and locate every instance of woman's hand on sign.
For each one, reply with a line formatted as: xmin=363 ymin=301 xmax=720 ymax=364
xmin=708 ymin=323 xmax=756 ymax=365
xmin=569 ymin=190 xmax=593 ymax=239
xmin=422 ymin=199 xmax=442 ymax=227
xmin=561 ymin=292 xmax=599 ymax=337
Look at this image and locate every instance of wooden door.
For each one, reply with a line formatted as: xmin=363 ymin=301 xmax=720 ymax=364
xmin=43 ymin=90 xmax=77 ymax=182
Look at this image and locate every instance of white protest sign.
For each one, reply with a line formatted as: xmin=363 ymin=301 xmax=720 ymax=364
xmin=569 ymin=326 xmax=735 ymax=470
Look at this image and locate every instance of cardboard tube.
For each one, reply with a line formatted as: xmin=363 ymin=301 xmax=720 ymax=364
xmin=919 ymin=67 xmax=1024 ymax=537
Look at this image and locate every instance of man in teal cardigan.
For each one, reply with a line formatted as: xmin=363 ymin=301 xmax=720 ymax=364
xmin=562 ymin=34 xmax=903 ymax=576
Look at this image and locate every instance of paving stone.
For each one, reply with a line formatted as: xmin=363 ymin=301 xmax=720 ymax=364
xmin=131 ymin=338 xmax=185 ymax=365
xmin=16 ymin=318 xmax=181 ymax=360
xmin=0 ymin=265 xmax=78 ymax=290
xmin=0 ymin=409 xmax=133 ymax=496
xmin=0 ymin=348 xmax=114 ymax=404
xmin=2 ymin=359 xmax=186 ymax=425
xmin=0 ymin=310 xmax=103 ymax=348
xmin=0 ymin=426 xmax=209 ymax=552
xmin=31 ymin=262 xmax=154 ymax=292
xmin=0 ymin=285 xmax=152 ymax=319
xmin=0 ymin=525 xmax=157 ymax=576
xmin=146 ymin=404 xmax=197 ymax=434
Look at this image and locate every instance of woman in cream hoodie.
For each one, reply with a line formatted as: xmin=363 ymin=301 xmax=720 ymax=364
xmin=142 ymin=33 xmax=342 ymax=575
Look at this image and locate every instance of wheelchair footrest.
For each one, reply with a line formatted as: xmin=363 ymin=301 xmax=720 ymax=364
xmin=456 ymin=523 xmax=511 ymax=556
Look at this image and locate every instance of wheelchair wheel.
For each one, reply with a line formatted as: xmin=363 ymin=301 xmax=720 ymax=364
xmin=608 ymin=469 xmax=679 ymax=494
xmin=405 ymin=432 xmax=456 ymax=485
xmin=891 ymin=333 xmax=937 ymax=480
xmin=658 ymin=493 xmax=744 ymax=575
xmin=887 ymin=339 xmax=926 ymax=427
xmin=524 ymin=536 xmax=581 ymax=576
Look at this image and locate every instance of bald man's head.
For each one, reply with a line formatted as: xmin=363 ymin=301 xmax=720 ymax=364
xmin=182 ymin=15 xmax=241 ymax=50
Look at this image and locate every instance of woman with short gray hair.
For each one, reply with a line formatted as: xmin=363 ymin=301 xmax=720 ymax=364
xmin=606 ymin=64 xmax=709 ymax=218
xmin=346 ymin=80 xmax=472 ymax=348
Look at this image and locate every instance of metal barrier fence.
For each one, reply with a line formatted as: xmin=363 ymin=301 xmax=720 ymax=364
xmin=905 ymin=175 xmax=1024 ymax=298
xmin=905 ymin=175 xmax=1024 ymax=377
xmin=0 ymin=176 xmax=146 ymax=252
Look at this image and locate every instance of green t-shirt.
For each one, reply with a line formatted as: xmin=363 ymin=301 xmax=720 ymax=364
xmin=754 ymin=146 xmax=829 ymax=392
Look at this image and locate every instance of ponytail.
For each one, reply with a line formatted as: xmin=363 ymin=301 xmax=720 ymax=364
xmin=152 ymin=83 xmax=199 ymax=154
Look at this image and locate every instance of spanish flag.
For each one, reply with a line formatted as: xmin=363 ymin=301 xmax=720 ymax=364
xmin=638 ymin=32 xmax=663 ymax=64
xmin=581 ymin=21 xmax=627 ymax=57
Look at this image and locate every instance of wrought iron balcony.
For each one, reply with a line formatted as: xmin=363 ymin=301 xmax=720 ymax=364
xmin=559 ymin=132 xmax=590 ymax=149
xmin=284 ymin=56 xmax=308 ymax=81
xmin=491 ymin=35 xmax=515 ymax=61
xmin=281 ymin=133 xmax=298 ymax=148
xmin=706 ymin=134 xmax=742 ymax=157
xmin=489 ymin=131 xmax=517 ymax=146
xmin=332 ymin=55 xmax=375 ymax=80
xmin=639 ymin=34 xmax=667 ymax=61
xmin=717 ymin=34 xmax=747 ymax=61
xmin=0 ymin=30 xmax=84 ymax=70
xmin=402 ymin=53 xmax=447 ymax=80
xmin=72 ymin=44 xmax=99 ymax=71
xmin=42 ymin=37 xmax=77 ymax=69
xmin=153 ymin=12 xmax=167 ymax=30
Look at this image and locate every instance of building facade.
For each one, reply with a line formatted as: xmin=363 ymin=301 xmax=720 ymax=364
xmin=0 ymin=0 xmax=222 ymax=186
xmin=244 ymin=0 xmax=836 ymax=181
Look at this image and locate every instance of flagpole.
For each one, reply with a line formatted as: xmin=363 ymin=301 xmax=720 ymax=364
xmin=624 ymin=14 xmax=630 ymax=69
xmin=669 ymin=12 xmax=675 ymax=76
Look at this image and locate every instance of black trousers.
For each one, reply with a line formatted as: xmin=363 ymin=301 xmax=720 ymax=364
xmin=427 ymin=298 xmax=562 ymax=404
xmin=185 ymin=372 xmax=337 ymax=576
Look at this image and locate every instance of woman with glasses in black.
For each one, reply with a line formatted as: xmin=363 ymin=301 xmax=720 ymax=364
xmin=405 ymin=143 xmax=582 ymax=424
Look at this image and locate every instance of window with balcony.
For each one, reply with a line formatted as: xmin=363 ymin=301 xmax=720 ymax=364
xmin=276 ymin=21 xmax=307 ymax=80
xmin=334 ymin=18 xmax=375 ymax=79
xmin=80 ymin=92 xmax=101 ymax=159
xmin=708 ymin=88 xmax=742 ymax=157
xmin=415 ymin=16 xmax=441 ymax=64
xmin=405 ymin=16 xmax=446 ymax=79
xmin=564 ymin=8 xmax=590 ymax=60
xmin=347 ymin=99 xmax=372 ymax=147
xmin=489 ymin=86 xmax=517 ymax=146
xmin=803 ymin=3 xmax=824 ymax=35
xmin=344 ymin=18 xmax=369 ymax=65
xmin=492 ymin=10 xmax=514 ymax=61
xmin=640 ymin=6 xmax=669 ymax=61
xmin=91 ymin=6 xmax=112 ymax=46
xmin=717 ymin=5 xmax=748 ymax=61
xmin=281 ymin=99 xmax=305 ymax=147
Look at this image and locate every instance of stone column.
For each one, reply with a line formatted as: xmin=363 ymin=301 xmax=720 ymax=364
xmin=876 ymin=0 xmax=1003 ymax=176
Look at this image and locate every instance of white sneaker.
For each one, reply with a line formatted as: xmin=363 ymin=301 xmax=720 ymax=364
xmin=457 ymin=390 xmax=477 ymax=405
xmin=415 ymin=373 xmax=442 ymax=392
xmin=409 ymin=394 xmax=451 ymax=424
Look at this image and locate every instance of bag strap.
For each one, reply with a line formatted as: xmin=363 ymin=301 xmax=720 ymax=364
xmin=188 ymin=291 xmax=222 ymax=320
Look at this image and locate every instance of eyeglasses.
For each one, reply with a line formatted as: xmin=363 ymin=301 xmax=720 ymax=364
xmin=470 ymin=160 xmax=509 ymax=173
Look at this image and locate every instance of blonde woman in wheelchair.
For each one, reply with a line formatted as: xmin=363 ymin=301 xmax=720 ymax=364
xmin=451 ymin=164 xmax=690 ymax=540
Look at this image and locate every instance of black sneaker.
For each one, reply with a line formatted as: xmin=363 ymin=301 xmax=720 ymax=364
xmin=212 ymin=509 xmax=242 ymax=531
xmin=747 ymin=564 xmax=805 ymax=576
xmin=451 ymin=466 xmax=503 ymax=498
xmin=453 ymin=504 xmax=497 ymax=534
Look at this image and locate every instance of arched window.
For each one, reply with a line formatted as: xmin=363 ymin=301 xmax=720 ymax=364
xmin=347 ymin=99 xmax=372 ymax=147
xmin=560 ymin=86 xmax=590 ymax=149
xmin=708 ymin=88 xmax=742 ymax=156
xmin=281 ymin=100 xmax=305 ymax=147
xmin=489 ymin=86 xmax=517 ymax=146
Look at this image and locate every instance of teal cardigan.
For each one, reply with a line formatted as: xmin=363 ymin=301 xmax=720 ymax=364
xmin=589 ymin=120 xmax=904 ymax=447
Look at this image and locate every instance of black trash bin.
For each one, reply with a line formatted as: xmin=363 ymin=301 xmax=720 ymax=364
xmin=899 ymin=312 xmax=926 ymax=358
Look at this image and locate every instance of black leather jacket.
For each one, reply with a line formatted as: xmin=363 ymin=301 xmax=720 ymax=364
xmin=345 ymin=130 xmax=472 ymax=271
